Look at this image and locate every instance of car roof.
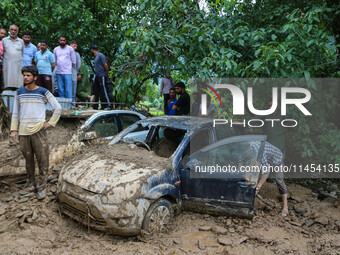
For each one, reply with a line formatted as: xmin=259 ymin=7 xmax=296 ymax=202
xmin=138 ymin=116 xmax=213 ymax=130
xmin=90 ymin=110 xmax=146 ymax=117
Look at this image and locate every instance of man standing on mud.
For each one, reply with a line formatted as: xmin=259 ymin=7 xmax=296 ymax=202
xmin=10 ymin=66 xmax=61 ymax=199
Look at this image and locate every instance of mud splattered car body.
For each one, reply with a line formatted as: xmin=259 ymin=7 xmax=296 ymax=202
xmin=57 ymin=116 xmax=265 ymax=235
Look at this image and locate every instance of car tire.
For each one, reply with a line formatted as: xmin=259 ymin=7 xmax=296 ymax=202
xmin=142 ymin=198 xmax=174 ymax=234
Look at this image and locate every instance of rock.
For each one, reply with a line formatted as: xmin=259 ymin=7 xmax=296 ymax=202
xmin=232 ymin=218 xmax=239 ymax=224
xmin=212 ymin=226 xmax=229 ymax=235
xmin=26 ymin=218 xmax=34 ymax=223
xmin=326 ymin=222 xmax=335 ymax=230
xmin=289 ymin=221 xmax=302 ymax=227
xmin=236 ymin=236 xmax=248 ymax=244
xmin=128 ymin=144 xmax=137 ymax=149
xmin=198 ymin=240 xmax=206 ymax=250
xmin=32 ymin=209 xmax=38 ymax=221
xmin=236 ymin=226 xmax=244 ymax=232
xmin=4 ymin=197 xmax=13 ymax=202
xmin=291 ymin=196 xmax=303 ymax=203
xmin=0 ymin=205 xmax=6 ymax=216
xmin=222 ymin=247 xmax=231 ymax=255
xmin=228 ymin=228 xmax=235 ymax=233
xmin=315 ymin=216 xmax=328 ymax=225
xmin=304 ymin=219 xmax=314 ymax=227
xmin=161 ymin=239 xmax=171 ymax=247
xmin=15 ymin=211 xmax=27 ymax=218
xmin=334 ymin=199 xmax=340 ymax=208
xmin=50 ymin=186 xmax=57 ymax=194
xmin=218 ymin=237 xmax=232 ymax=246
xmin=199 ymin=226 xmax=212 ymax=231
xmin=16 ymin=197 xmax=29 ymax=203
xmin=244 ymin=220 xmax=252 ymax=225
xmin=336 ymin=221 xmax=340 ymax=231
xmin=0 ymin=220 xmax=16 ymax=233
xmin=319 ymin=191 xmax=337 ymax=199
xmin=20 ymin=192 xmax=35 ymax=199
xmin=329 ymin=191 xmax=337 ymax=197
xmin=173 ymin=238 xmax=182 ymax=245
xmin=328 ymin=183 xmax=339 ymax=193
xmin=226 ymin=218 xmax=232 ymax=226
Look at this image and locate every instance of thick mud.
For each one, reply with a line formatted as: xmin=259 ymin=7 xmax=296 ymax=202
xmin=0 ymin=120 xmax=339 ymax=255
xmin=1 ymin=175 xmax=339 ymax=255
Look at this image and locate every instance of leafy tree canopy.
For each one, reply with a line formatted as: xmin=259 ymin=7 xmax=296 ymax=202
xmin=1 ymin=0 xmax=339 ymax=164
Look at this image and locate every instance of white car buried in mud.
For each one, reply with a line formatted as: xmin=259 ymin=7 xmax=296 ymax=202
xmin=57 ymin=116 xmax=265 ymax=236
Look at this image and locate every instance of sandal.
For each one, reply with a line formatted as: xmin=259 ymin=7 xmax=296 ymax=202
xmin=281 ymin=209 xmax=288 ymax=217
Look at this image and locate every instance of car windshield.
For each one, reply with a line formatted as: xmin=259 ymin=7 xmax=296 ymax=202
xmin=110 ymin=123 xmax=187 ymax=158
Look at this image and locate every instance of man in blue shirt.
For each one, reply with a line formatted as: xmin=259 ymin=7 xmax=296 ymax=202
xmin=167 ymin=88 xmax=177 ymax=115
xmin=22 ymin=31 xmax=37 ymax=67
xmin=34 ymin=40 xmax=55 ymax=92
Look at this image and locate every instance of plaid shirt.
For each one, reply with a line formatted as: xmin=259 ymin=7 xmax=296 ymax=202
xmin=249 ymin=141 xmax=283 ymax=174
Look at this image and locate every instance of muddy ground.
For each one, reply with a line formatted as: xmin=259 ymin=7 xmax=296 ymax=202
xmin=0 ymin=120 xmax=340 ymax=255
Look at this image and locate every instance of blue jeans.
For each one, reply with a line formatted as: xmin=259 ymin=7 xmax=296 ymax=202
xmin=57 ymin=74 xmax=72 ymax=98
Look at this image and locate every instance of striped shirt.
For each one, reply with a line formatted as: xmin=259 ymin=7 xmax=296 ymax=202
xmin=10 ymin=86 xmax=61 ymax=135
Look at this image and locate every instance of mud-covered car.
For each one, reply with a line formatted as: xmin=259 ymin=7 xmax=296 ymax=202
xmin=57 ymin=116 xmax=266 ymax=236
xmin=78 ymin=110 xmax=147 ymax=142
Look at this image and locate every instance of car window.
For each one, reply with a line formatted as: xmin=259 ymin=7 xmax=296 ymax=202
xmin=215 ymin=125 xmax=238 ymax=141
xmin=197 ymin=140 xmax=261 ymax=171
xmin=88 ymin=115 xmax=117 ymax=138
xmin=190 ymin=128 xmax=211 ymax=154
xmin=119 ymin=114 xmax=143 ymax=131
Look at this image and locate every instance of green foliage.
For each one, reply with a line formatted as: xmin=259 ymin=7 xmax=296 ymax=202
xmin=1 ymin=0 xmax=339 ymax=164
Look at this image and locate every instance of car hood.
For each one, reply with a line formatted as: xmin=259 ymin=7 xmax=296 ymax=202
xmin=60 ymin=154 xmax=169 ymax=194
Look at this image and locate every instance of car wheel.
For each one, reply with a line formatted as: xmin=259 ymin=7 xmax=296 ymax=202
xmin=142 ymin=198 xmax=174 ymax=233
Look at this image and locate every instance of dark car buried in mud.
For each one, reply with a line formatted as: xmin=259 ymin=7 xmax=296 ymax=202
xmin=57 ymin=116 xmax=266 ymax=236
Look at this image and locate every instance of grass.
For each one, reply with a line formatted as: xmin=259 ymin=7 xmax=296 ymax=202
xmin=149 ymin=107 xmax=164 ymax=116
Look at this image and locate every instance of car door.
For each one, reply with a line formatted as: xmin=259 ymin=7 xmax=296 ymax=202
xmin=180 ymin=135 xmax=266 ymax=218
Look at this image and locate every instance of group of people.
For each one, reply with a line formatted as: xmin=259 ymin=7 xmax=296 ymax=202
xmin=160 ymin=77 xmax=191 ymax=116
xmin=0 ymin=24 xmax=113 ymax=110
xmin=161 ymin=77 xmax=216 ymax=117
